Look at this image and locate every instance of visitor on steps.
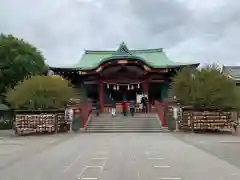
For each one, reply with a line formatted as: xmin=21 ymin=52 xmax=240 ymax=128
xmin=141 ymin=94 xmax=148 ymax=113
xmin=122 ymin=100 xmax=127 ymax=116
xmin=111 ymin=98 xmax=116 ymax=117
xmin=95 ymin=100 xmax=100 ymax=116
xmin=129 ymin=99 xmax=135 ymax=117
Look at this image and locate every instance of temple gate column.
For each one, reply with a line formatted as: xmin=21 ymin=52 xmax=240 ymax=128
xmin=142 ymin=80 xmax=148 ymax=95
xmin=99 ymin=81 xmax=104 ymax=113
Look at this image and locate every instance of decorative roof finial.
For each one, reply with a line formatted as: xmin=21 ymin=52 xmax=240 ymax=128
xmin=114 ymin=41 xmax=131 ymax=55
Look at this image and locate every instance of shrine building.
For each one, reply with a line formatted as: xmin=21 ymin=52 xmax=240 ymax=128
xmin=222 ymin=66 xmax=240 ymax=85
xmin=49 ymin=42 xmax=199 ymax=113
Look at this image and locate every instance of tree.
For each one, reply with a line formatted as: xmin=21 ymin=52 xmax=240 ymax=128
xmin=171 ymin=67 xmax=198 ymax=105
xmin=0 ymin=34 xmax=47 ymax=97
xmin=172 ymin=64 xmax=239 ymax=109
xmin=6 ymin=75 xmax=75 ymax=110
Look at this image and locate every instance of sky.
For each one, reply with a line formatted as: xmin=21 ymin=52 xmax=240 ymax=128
xmin=0 ymin=0 xmax=240 ymax=67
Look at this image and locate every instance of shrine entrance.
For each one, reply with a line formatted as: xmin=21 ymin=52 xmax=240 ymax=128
xmin=83 ymin=61 xmax=170 ymax=113
xmin=106 ymin=83 xmax=143 ymax=102
xmin=99 ymin=62 xmax=149 ymax=113
xmin=149 ymin=82 xmax=162 ymax=104
xmin=80 ymin=56 xmax=174 ymax=113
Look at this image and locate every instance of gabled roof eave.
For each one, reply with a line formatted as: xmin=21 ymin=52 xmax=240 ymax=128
xmin=222 ymin=66 xmax=240 ymax=81
xmin=227 ymin=74 xmax=240 ymax=81
xmin=77 ymin=62 xmax=200 ymax=71
xmin=84 ymin=48 xmax=163 ymax=54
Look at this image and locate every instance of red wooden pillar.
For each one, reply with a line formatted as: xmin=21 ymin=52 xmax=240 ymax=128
xmin=99 ymin=81 xmax=104 ymax=113
xmin=142 ymin=81 xmax=148 ymax=94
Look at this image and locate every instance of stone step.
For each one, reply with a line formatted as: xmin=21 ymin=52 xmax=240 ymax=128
xmin=88 ymin=122 xmax=125 ymax=125
xmin=86 ymin=127 xmax=162 ymax=130
xmin=91 ymin=119 xmax=156 ymax=123
xmin=90 ymin=123 xmax=159 ymax=125
xmin=86 ymin=128 xmax=161 ymax=131
xmin=93 ymin=113 xmax=157 ymax=117
xmin=88 ymin=124 xmax=125 ymax=128
xmin=88 ymin=121 xmax=159 ymax=123
xmin=86 ymin=129 xmax=163 ymax=133
xmin=86 ymin=127 xmax=161 ymax=129
xmin=92 ymin=117 xmax=157 ymax=119
xmin=91 ymin=119 xmax=157 ymax=123
xmin=91 ymin=119 xmax=157 ymax=121
xmin=90 ymin=122 xmax=158 ymax=124
xmin=88 ymin=121 xmax=160 ymax=124
xmin=93 ymin=113 xmax=156 ymax=117
xmin=86 ymin=113 xmax=162 ymax=133
xmin=87 ymin=125 xmax=159 ymax=128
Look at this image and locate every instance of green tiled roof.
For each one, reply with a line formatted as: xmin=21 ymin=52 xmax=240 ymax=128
xmin=222 ymin=66 xmax=240 ymax=80
xmin=76 ymin=42 xmax=198 ymax=70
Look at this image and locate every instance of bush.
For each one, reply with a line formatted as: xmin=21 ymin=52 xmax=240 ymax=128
xmin=6 ymin=75 xmax=75 ymax=110
xmin=172 ymin=64 xmax=239 ymax=109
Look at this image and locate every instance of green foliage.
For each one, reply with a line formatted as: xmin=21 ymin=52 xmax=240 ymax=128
xmin=6 ymin=75 xmax=75 ymax=110
xmin=234 ymin=86 xmax=240 ymax=110
xmin=171 ymin=67 xmax=198 ymax=105
xmin=172 ymin=64 xmax=239 ymax=109
xmin=0 ymin=34 xmax=47 ymax=96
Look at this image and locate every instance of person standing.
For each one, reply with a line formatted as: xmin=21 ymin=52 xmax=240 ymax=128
xmin=122 ymin=100 xmax=127 ymax=116
xmin=141 ymin=94 xmax=148 ymax=113
xmin=129 ymin=99 xmax=135 ymax=117
xmin=95 ymin=100 xmax=100 ymax=116
xmin=111 ymin=98 xmax=116 ymax=117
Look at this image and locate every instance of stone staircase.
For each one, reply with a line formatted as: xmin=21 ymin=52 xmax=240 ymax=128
xmin=85 ymin=113 xmax=162 ymax=133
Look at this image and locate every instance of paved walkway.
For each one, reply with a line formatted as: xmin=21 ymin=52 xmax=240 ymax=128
xmin=174 ymin=133 xmax=240 ymax=169
xmin=0 ymin=132 xmax=240 ymax=180
xmin=0 ymin=129 xmax=15 ymax=138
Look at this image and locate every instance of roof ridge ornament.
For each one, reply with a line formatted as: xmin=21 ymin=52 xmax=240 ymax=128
xmin=113 ymin=42 xmax=132 ymax=56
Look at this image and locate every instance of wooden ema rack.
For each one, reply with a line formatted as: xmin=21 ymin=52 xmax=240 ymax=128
xmin=15 ymin=111 xmax=69 ymax=135
xmin=180 ymin=110 xmax=234 ymax=132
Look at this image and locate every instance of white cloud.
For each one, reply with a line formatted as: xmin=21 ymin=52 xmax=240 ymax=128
xmin=0 ymin=0 xmax=240 ymax=66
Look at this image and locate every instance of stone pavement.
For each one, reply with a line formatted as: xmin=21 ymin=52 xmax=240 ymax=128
xmin=0 ymin=130 xmax=15 ymax=138
xmin=0 ymin=132 xmax=240 ymax=180
xmin=174 ymin=132 xmax=240 ymax=169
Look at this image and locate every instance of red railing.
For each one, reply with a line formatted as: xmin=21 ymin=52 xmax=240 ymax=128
xmin=155 ymin=100 xmax=168 ymax=127
xmin=79 ymin=102 xmax=92 ymax=129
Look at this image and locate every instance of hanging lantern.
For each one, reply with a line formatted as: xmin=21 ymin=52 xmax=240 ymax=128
xmin=107 ymin=84 xmax=109 ymax=89
xmin=137 ymin=84 xmax=140 ymax=88
xmin=113 ymin=85 xmax=116 ymax=90
xmin=131 ymin=85 xmax=134 ymax=90
xmin=116 ymin=85 xmax=119 ymax=90
xmin=128 ymin=85 xmax=130 ymax=90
